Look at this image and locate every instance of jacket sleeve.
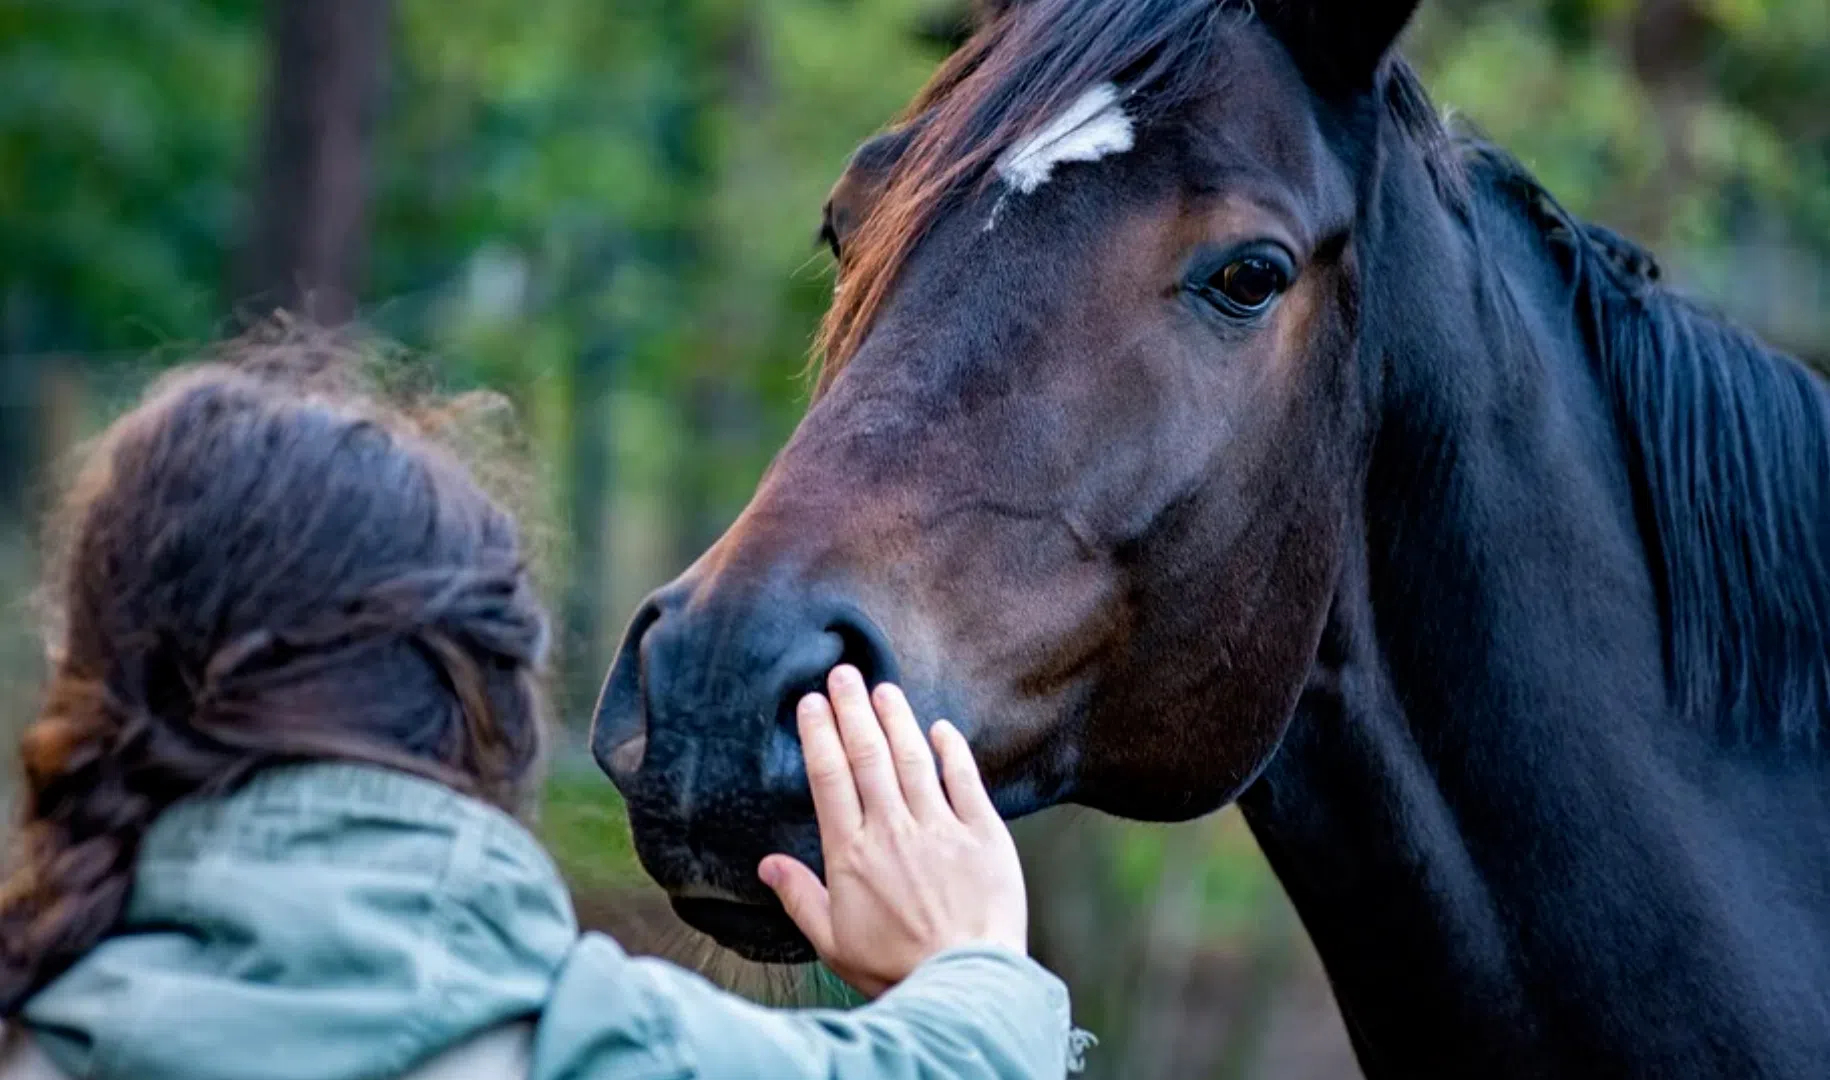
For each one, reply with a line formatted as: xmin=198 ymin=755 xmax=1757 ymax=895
xmin=532 ymin=933 xmax=1077 ymax=1080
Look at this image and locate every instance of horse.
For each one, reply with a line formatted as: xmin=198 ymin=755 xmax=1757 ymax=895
xmin=590 ymin=0 xmax=1830 ymax=1074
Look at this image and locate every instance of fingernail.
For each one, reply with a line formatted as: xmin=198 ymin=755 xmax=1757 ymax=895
xmin=931 ymin=720 xmax=956 ymax=741
xmin=758 ymin=860 xmax=779 ymax=887
xmin=832 ymin=664 xmax=862 ymax=687
xmin=798 ymin=693 xmax=825 ymax=717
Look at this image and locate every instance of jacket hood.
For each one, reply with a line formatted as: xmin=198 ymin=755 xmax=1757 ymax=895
xmin=23 ymin=763 xmax=578 ymax=1080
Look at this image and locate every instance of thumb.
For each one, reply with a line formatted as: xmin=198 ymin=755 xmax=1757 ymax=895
xmin=759 ymin=855 xmax=835 ymax=956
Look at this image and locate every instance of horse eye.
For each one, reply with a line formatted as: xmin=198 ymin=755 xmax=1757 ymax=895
xmin=1192 ymin=247 xmax=1294 ymax=318
xmin=1220 ymin=258 xmax=1285 ymax=309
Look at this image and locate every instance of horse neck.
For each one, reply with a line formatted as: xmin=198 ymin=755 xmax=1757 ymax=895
xmin=1239 ymin=126 xmax=1830 ymax=1079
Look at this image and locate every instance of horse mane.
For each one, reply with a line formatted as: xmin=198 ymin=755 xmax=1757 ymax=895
xmin=1468 ymin=142 xmax=1830 ymax=746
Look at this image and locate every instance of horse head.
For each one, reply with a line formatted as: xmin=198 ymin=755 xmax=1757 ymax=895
xmin=594 ymin=0 xmax=1420 ymax=961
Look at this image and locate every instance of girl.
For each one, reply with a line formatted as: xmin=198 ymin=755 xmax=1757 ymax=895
xmin=0 ymin=335 xmax=1075 ymax=1079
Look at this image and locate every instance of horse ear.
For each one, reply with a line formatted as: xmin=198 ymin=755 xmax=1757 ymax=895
xmin=972 ymin=0 xmax=1028 ymax=25
xmin=915 ymin=1 xmax=1020 ymax=50
xmin=1262 ymin=0 xmax=1424 ymax=94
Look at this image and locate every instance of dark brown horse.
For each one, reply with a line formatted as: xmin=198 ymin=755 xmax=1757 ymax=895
xmin=593 ymin=0 xmax=1830 ymax=1075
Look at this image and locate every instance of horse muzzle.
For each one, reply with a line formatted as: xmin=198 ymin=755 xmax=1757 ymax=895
xmin=591 ymin=574 xmax=900 ymax=961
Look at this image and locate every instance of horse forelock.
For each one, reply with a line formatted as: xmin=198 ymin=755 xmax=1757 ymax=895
xmin=812 ymin=0 xmax=1469 ymax=392
xmin=813 ymin=0 xmax=1245 ymax=389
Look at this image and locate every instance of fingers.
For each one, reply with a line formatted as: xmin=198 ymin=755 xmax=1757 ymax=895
xmin=826 ymin=666 xmax=905 ymax=821
xmin=931 ymin=720 xmax=1000 ymax=828
xmin=758 ymin=855 xmax=835 ymax=957
xmin=872 ymin=683 xmax=946 ymax=819
xmin=798 ymin=692 xmax=861 ymax=837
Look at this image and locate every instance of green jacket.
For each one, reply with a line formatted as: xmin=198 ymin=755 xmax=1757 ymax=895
xmin=22 ymin=763 xmax=1078 ymax=1080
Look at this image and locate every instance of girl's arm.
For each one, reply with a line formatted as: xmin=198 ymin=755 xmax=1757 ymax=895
xmin=538 ymin=933 xmax=1074 ymax=1079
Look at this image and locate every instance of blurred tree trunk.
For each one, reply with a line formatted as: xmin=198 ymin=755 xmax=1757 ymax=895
xmin=238 ymin=0 xmax=392 ymax=326
xmin=561 ymin=342 xmax=618 ymax=720
xmin=562 ymin=236 xmax=625 ymax=724
xmin=1618 ymin=0 xmax=1713 ymax=246
xmin=677 ymin=10 xmax=769 ymax=567
xmin=0 ymin=288 xmax=38 ymax=523
xmin=646 ymin=0 xmax=718 ymax=571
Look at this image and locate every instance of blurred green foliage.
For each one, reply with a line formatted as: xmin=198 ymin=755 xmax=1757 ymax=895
xmin=0 ymin=1 xmax=257 ymax=349
xmin=1412 ymin=0 xmax=1830 ymax=355
xmin=4 ymin=0 xmax=1825 ymax=360
xmin=539 ymin=770 xmax=645 ymax=895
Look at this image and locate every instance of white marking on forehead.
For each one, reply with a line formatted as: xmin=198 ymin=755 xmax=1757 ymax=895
xmin=995 ymin=82 xmax=1135 ymax=195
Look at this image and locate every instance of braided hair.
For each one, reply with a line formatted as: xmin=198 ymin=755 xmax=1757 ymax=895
xmin=0 ymin=335 xmax=550 ymax=1013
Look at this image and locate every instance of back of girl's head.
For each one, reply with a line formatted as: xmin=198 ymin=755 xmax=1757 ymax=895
xmin=1 ymin=327 xmax=550 ymax=1011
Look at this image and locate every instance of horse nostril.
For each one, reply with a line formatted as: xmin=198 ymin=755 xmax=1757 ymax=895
xmin=592 ymin=596 xmax=665 ymax=788
xmin=594 ymin=586 xmax=905 ymax=808
xmin=828 ymin=607 xmax=903 ymax=692
xmin=606 ymin=732 xmax=648 ymax=778
xmin=767 ymin=606 xmax=904 ymax=732
xmin=758 ymin=605 xmax=902 ymax=802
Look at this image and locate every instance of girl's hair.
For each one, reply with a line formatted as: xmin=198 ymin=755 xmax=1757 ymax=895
xmin=0 ymin=328 xmax=551 ymax=1013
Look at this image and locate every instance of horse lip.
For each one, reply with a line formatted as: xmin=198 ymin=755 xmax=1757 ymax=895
xmin=670 ymin=882 xmax=758 ymax=904
xmin=669 ymin=896 xmax=816 ymax=964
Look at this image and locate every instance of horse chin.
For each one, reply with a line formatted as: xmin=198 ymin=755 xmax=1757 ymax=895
xmin=670 ymin=896 xmax=818 ymax=964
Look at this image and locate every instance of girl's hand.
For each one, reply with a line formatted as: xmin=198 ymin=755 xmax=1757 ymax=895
xmin=758 ymin=665 xmax=1028 ymax=998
